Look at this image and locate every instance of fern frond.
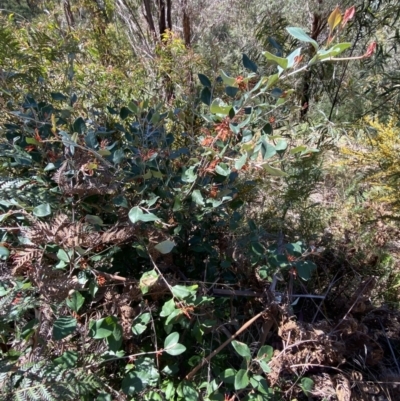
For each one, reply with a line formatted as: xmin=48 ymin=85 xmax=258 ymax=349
xmin=12 ymin=249 xmax=42 ymax=275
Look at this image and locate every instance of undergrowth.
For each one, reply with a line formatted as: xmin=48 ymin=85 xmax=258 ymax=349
xmin=0 ymin=4 xmax=399 ymax=401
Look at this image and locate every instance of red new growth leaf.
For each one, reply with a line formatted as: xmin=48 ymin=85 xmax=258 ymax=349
xmin=342 ymin=6 xmax=356 ymax=27
xmin=365 ymin=42 xmax=377 ymax=58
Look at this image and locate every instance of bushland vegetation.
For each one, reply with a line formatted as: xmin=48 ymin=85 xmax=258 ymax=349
xmin=0 ymin=1 xmax=400 ymax=400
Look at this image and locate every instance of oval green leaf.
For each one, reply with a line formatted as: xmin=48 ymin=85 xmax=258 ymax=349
xmin=234 ymin=369 xmax=249 ymax=390
xmin=33 ymin=203 xmax=51 ymax=217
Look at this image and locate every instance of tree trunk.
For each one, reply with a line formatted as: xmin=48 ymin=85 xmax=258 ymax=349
xmin=158 ymin=0 xmax=167 ymax=36
xmin=143 ymin=0 xmax=157 ymax=37
xmin=300 ymin=13 xmax=325 ymax=119
xmin=167 ymin=0 xmax=172 ymax=31
xmin=63 ymin=0 xmax=75 ymax=29
xmin=182 ymin=0 xmax=191 ymax=47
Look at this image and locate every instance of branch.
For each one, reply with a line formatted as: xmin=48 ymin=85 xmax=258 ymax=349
xmin=185 ymin=309 xmax=268 ymax=380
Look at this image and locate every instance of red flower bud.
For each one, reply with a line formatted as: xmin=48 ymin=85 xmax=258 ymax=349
xmin=342 ymin=6 xmax=356 ymax=27
xmin=365 ymin=42 xmax=377 ymax=58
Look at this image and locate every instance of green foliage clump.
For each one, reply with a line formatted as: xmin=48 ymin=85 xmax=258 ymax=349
xmin=341 ymin=117 xmax=400 ymax=213
xmin=1 ymin=3 xmax=396 ymax=401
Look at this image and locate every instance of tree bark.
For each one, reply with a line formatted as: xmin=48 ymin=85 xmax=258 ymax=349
xmin=182 ymin=0 xmax=191 ymax=47
xmin=63 ymin=0 xmax=75 ymax=29
xmin=300 ymin=13 xmax=325 ymax=119
xmin=158 ymin=0 xmax=167 ymax=36
xmin=143 ymin=0 xmax=157 ymax=36
xmin=166 ymin=0 xmax=172 ymax=31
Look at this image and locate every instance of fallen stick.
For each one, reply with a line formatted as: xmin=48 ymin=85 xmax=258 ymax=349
xmin=185 ymin=309 xmax=268 ymax=380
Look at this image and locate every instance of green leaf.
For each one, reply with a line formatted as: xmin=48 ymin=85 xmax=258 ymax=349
xmin=286 ymin=241 xmax=303 ymax=255
xmin=51 ymin=92 xmax=68 ymax=101
xmin=96 ymin=394 xmax=112 ymax=401
xmin=310 ymin=43 xmax=352 ymax=65
xmin=129 ymin=206 xmax=159 ymax=224
xmin=265 ymin=73 xmax=279 ymax=89
xmin=89 ymin=316 xmax=117 ymax=339
xmin=77 ymin=271 xmax=88 ymax=285
xmin=165 ymin=309 xmax=182 ymax=325
xmin=54 ymin=351 xmax=78 ymax=368
xmin=0 ymin=246 xmax=10 ymax=261
xmin=164 ymin=381 xmax=175 ymax=399
xmin=73 ymin=117 xmax=86 ymax=134
xmin=290 ymin=145 xmax=307 ymax=154
xmin=26 ymin=137 xmax=40 ymax=145
xmin=122 ymin=357 xmax=159 ymax=395
xmin=165 ymin=342 xmax=186 ymax=356
xmin=66 ymin=291 xmax=84 ymax=313
xmin=120 ymin=106 xmax=133 ymax=120
xmin=210 ymin=98 xmax=232 ymax=116
xmin=160 ymin=298 xmax=176 ymax=317
xmin=286 ymin=47 xmax=302 ymax=68
xmin=85 ymin=215 xmax=103 ymax=225
xmin=234 ymin=369 xmax=249 ymax=390
xmin=262 ymin=51 xmax=288 ymax=70
xmin=89 ymin=281 xmax=99 ymax=297
xmin=221 ymin=368 xmax=236 ymax=384
xmin=57 ymin=249 xmax=71 ymax=263
xmin=225 ymin=86 xmax=239 ymax=97
xmin=140 ymin=270 xmax=159 ymax=294
xmin=132 ymin=323 xmax=147 ymax=335
xmin=107 ymin=323 xmax=123 ymax=351
xmin=235 ymin=154 xmax=247 ymax=170
xmin=275 ymin=139 xmax=288 ymax=152
xmin=132 ymin=313 xmax=151 ymax=336
xmin=262 ymin=123 xmax=273 ymax=135
xmin=257 ymin=345 xmax=274 ymax=361
xmin=154 ymin=240 xmax=175 ymax=254
xmin=113 ymin=195 xmax=128 ymax=208
xmin=294 ymin=260 xmax=317 ymax=281
xmin=232 ymin=340 xmax=251 ymax=361
xmin=179 ymin=381 xmax=198 ymax=401
xmin=191 ymin=190 xmax=205 ymax=206
xmin=53 ymin=317 xmax=77 ymax=340
xmin=85 ymin=131 xmax=97 ymax=149
xmin=300 ymin=377 xmax=314 ymax=396
xmin=262 ymin=164 xmax=288 ymax=177
xmin=33 ymin=203 xmax=51 ymax=217
xmin=201 ymin=87 xmax=212 ymax=105
xmin=286 ymin=27 xmax=318 ymax=50
xmin=251 ymin=242 xmax=265 ymax=256
xmin=21 ymin=319 xmax=38 ymax=339
xmin=243 ymin=53 xmax=258 ymax=72
xmin=181 ymin=166 xmax=198 ymax=183
xmin=261 ymin=140 xmax=277 ymax=160
xmin=164 ymin=332 xmax=186 ymax=355
xmin=113 ymin=148 xmax=125 ymax=164
xmin=220 ymin=70 xmax=237 ymax=86
xmin=215 ymin=163 xmax=231 ymax=176
xmin=128 ymin=101 xmax=139 ymax=114
xmin=171 ymin=284 xmax=198 ymax=300
xmin=198 ymin=73 xmax=212 ymax=88
xmin=259 ymin=359 xmax=271 ymax=373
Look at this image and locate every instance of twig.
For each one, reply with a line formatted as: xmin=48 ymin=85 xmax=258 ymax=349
xmin=330 ymin=278 xmax=376 ymax=335
xmin=212 ymin=289 xmax=262 ymax=297
xmin=212 ymin=288 xmax=326 ymax=299
xmin=185 ymin=309 xmax=268 ymax=380
xmin=379 ymin=320 xmax=400 ymax=375
xmin=148 ymin=251 xmax=174 ymax=293
xmin=290 ymin=363 xmax=344 ymax=373
xmin=92 ymin=269 xmax=127 ymax=282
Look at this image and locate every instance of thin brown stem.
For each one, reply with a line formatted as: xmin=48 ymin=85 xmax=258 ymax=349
xmin=185 ymin=309 xmax=268 ymax=380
